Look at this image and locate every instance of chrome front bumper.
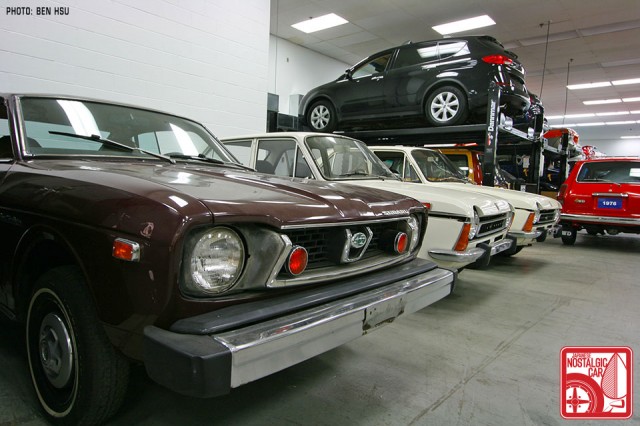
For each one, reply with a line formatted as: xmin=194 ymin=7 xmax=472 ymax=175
xmin=143 ymin=262 xmax=454 ymax=397
xmin=561 ymin=213 xmax=640 ymax=226
xmin=428 ymin=238 xmax=512 ymax=263
xmin=508 ymin=229 xmax=542 ymax=240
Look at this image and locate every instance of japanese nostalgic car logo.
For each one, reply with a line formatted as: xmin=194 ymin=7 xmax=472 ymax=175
xmin=350 ymin=232 xmax=368 ymax=249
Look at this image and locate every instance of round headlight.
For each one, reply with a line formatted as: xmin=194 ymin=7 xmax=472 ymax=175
xmin=468 ymin=210 xmax=480 ymax=240
xmin=407 ymin=214 xmax=421 ymax=252
xmin=553 ymin=208 xmax=561 ymax=223
xmin=186 ymin=227 xmax=245 ymax=295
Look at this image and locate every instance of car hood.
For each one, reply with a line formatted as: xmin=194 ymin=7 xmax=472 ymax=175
xmin=433 ymin=182 xmax=561 ymax=211
xmin=344 ymin=180 xmax=512 ymax=218
xmin=13 ymin=161 xmax=424 ymax=229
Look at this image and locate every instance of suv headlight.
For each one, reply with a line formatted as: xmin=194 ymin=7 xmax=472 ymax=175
xmin=468 ymin=210 xmax=480 ymax=240
xmin=182 ymin=227 xmax=245 ymax=296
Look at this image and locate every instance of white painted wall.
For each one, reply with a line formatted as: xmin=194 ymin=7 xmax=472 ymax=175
xmin=0 ymin=0 xmax=270 ymax=137
xmin=582 ymin=139 xmax=640 ymax=156
xmin=268 ymin=36 xmax=350 ymax=115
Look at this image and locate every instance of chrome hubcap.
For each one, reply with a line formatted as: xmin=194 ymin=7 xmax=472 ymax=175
xmin=430 ymin=92 xmax=460 ymax=122
xmin=39 ymin=312 xmax=73 ymax=389
xmin=310 ymin=105 xmax=330 ymax=129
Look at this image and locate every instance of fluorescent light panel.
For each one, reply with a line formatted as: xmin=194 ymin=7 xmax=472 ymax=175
xmin=583 ymin=99 xmax=622 ymax=105
xmin=595 ymin=111 xmax=630 ymax=116
xmin=567 ymin=82 xmax=610 ymax=90
xmin=612 ymin=78 xmax=640 ymax=86
xmin=432 ymin=15 xmax=495 ymax=35
xmin=291 ymin=13 xmax=348 ymax=33
xmin=621 ymin=135 xmax=640 ymax=139
xmin=623 ymin=97 xmax=640 ymax=102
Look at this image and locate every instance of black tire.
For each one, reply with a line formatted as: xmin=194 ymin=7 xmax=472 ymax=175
xmin=586 ymin=229 xmax=598 ymax=236
xmin=536 ymin=231 xmax=547 ymax=242
xmin=425 ymin=86 xmax=468 ymax=126
xmin=561 ymin=228 xmax=577 ymax=245
xmin=306 ymin=100 xmax=337 ymax=132
xmin=26 ymin=266 xmax=129 ymax=425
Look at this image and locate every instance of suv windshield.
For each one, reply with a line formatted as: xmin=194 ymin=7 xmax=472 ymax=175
xmin=305 ymin=135 xmax=396 ymax=180
xmin=577 ymin=161 xmax=640 ymax=184
xmin=20 ymin=97 xmax=235 ymax=163
xmin=412 ymin=150 xmax=469 ymax=182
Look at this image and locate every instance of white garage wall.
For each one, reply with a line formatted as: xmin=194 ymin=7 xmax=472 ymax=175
xmin=0 ymin=0 xmax=270 ymax=137
xmin=583 ymin=139 xmax=640 ymax=156
xmin=268 ymin=35 xmax=350 ymax=115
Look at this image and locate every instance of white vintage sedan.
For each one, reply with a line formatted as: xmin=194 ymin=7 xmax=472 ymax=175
xmin=370 ymin=145 xmax=561 ymax=255
xmin=221 ymin=133 xmax=515 ymax=270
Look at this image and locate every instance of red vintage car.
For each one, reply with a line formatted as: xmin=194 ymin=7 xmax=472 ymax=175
xmin=557 ymin=157 xmax=640 ymax=244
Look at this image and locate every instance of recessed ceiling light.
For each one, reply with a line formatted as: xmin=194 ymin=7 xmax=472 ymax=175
xmin=545 ymin=115 xmax=564 ymax=120
xmin=564 ymin=113 xmax=596 ymax=118
xmin=573 ymin=122 xmax=606 ymax=126
xmin=622 ymin=97 xmax=640 ymax=102
xmin=567 ymin=82 xmax=611 ymax=90
xmin=596 ymin=111 xmax=630 ymax=116
xmin=291 ymin=13 xmax=348 ymax=34
xmin=612 ymin=78 xmax=640 ymax=86
xmin=432 ymin=15 xmax=495 ymax=35
xmin=621 ymin=135 xmax=640 ymax=139
xmin=583 ymin=99 xmax=622 ymax=105
xmin=606 ymin=120 xmax=637 ymax=125
xmin=630 ymin=110 xmax=640 ymax=114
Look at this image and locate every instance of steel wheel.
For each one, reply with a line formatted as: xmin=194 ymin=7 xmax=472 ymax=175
xmin=26 ymin=266 xmax=129 ymax=424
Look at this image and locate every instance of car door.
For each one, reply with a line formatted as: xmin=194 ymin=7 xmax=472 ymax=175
xmin=0 ymin=99 xmax=16 ymax=308
xmin=383 ymin=42 xmax=439 ymax=116
xmin=336 ymin=51 xmax=393 ymax=120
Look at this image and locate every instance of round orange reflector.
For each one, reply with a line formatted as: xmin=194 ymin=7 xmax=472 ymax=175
xmin=395 ymin=232 xmax=408 ymax=253
xmin=287 ymin=246 xmax=308 ymax=275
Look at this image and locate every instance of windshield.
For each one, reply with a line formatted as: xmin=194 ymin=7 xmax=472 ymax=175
xmin=19 ymin=97 xmax=236 ymax=163
xmin=411 ymin=149 xmax=469 ymax=182
xmin=577 ymin=161 xmax=640 ymax=184
xmin=305 ymin=135 xmax=396 ymax=180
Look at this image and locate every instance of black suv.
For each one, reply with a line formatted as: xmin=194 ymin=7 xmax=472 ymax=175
xmin=300 ymin=36 xmax=530 ymax=132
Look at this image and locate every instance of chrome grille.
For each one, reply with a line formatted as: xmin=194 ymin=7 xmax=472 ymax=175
xmin=477 ymin=213 xmax=509 ymax=238
xmin=539 ymin=209 xmax=557 ymax=224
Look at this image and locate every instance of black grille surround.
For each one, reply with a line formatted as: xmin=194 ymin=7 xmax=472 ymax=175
xmin=283 ymin=221 xmax=406 ymax=270
xmin=268 ymin=217 xmax=422 ymax=288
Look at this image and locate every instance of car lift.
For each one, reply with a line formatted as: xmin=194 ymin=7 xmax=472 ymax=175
xmin=335 ymin=82 xmax=554 ymax=192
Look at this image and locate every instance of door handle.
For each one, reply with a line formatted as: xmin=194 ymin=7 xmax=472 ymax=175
xmin=371 ymin=76 xmax=384 ymax=81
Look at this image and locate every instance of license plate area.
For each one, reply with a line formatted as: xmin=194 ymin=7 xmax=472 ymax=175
xmin=597 ymin=197 xmax=623 ymax=209
xmin=363 ymin=297 xmax=404 ymax=332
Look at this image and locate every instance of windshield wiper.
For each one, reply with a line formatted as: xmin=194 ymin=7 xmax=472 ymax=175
xmin=48 ymin=131 xmax=175 ymax=164
xmin=338 ymin=172 xmax=372 ymax=177
xmin=167 ymin=154 xmax=256 ymax=171
xmin=168 ymin=153 xmax=224 ymax=164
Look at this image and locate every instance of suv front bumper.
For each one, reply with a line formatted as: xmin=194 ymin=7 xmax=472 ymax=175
xmin=143 ymin=259 xmax=454 ymax=398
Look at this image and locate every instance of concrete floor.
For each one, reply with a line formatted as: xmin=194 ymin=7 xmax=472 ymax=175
xmin=1 ymin=231 xmax=639 ymax=425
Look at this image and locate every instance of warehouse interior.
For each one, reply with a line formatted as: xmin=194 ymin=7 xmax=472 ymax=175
xmin=1 ymin=1 xmax=639 ymax=424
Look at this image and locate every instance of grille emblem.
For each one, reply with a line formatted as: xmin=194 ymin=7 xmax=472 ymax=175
xmin=350 ymin=232 xmax=367 ymax=249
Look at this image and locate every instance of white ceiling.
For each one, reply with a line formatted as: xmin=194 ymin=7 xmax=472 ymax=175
xmin=270 ymin=0 xmax=640 ymax=146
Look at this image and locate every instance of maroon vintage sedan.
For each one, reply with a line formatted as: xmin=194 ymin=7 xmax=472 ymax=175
xmin=0 ymin=94 xmax=454 ymax=424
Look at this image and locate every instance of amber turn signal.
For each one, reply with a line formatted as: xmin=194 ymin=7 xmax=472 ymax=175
xmin=112 ymin=238 xmax=140 ymax=262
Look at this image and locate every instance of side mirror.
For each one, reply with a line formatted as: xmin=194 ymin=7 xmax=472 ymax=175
xmin=344 ymin=69 xmax=354 ymax=80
